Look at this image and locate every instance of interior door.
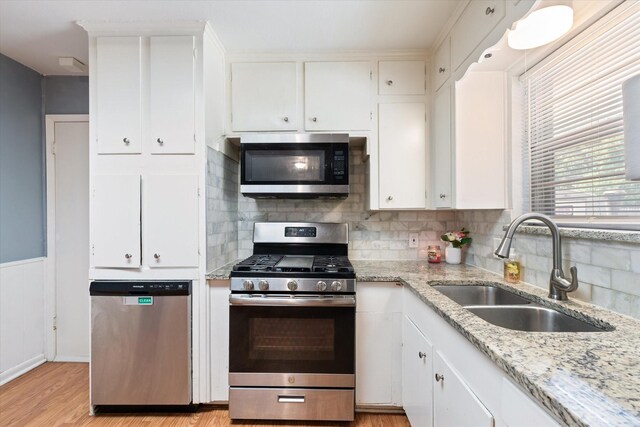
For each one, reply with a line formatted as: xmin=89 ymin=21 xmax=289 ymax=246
xmin=144 ymin=174 xmax=199 ymax=267
xmin=53 ymin=121 xmax=90 ymax=360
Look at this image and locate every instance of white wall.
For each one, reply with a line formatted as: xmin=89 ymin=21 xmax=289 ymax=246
xmin=0 ymin=258 xmax=46 ymax=385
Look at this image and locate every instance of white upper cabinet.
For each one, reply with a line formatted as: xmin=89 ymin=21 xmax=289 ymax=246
xmin=455 ymin=71 xmax=506 ymax=209
xmin=304 ymin=61 xmax=371 ymax=131
xmin=433 ymin=37 xmax=451 ymax=92
xmin=451 ymin=0 xmax=506 ymax=71
xmin=144 ymin=174 xmax=199 ymax=268
xmin=96 ymin=37 xmax=142 ymax=154
xmin=432 ymin=85 xmax=452 ymax=208
xmin=379 ymin=103 xmax=426 ymax=209
xmin=378 ymin=61 xmax=425 ymax=95
xmin=231 ymin=62 xmax=298 ymax=131
xmin=433 ymin=351 xmax=494 ymax=427
xmin=92 ymin=174 xmax=141 ymax=268
xmin=149 ymin=36 xmax=195 ymax=154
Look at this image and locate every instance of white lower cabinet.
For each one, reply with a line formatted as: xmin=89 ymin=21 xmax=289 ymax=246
xmin=433 ymin=351 xmax=494 ymax=427
xmin=402 ymin=316 xmax=433 ymax=427
xmin=356 ymin=282 xmax=402 ymax=407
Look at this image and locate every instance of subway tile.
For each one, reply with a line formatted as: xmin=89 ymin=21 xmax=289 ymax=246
xmin=611 ymin=270 xmax=640 ymax=297
xmin=591 ymin=246 xmax=631 ymax=270
xmin=574 ymin=263 xmax=611 ymax=288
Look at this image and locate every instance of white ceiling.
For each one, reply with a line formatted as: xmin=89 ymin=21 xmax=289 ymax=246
xmin=0 ymin=0 xmax=461 ymax=76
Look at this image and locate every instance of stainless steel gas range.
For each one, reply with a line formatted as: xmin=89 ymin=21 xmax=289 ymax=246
xmin=228 ymin=222 xmax=356 ymax=422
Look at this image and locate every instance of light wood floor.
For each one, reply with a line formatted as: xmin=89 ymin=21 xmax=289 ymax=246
xmin=0 ymin=363 xmax=410 ymax=427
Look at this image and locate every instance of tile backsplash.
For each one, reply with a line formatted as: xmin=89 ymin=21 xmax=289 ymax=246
xmin=206 ymin=147 xmax=640 ymax=320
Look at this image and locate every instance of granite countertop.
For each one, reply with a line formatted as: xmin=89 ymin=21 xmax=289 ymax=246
xmin=206 ymin=260 xmax=640 ymax=427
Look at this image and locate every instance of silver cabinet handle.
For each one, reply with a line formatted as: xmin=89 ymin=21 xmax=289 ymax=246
xmin=157 ymin=138 xmax=164 ymax=145
xmin=311 ymin=117 xmax=317 ymax=122
xmin=418 ymin=351 xmax=427 ymax=359
xmin=124 ymin=253 xmax=132 ymax=259
xmin=283 ymin=116 xmax=289 ymax=122
xmin=439 ymin=67 xmax=446 ymax=73
xmin=123 ymin=137 xmax=130 ymax=144
xmin=435 ymin=373 xmax=445 ymax=382
xmin=439 ymin=193 xmax=446 ymax=199
xmin=386 ymin=80 xmax=393 ymax=86
xmin=154 ymin=253 xmax=160 ymax=259
xmin=486 ymin=6 xmax=495 ymax=15
xmin=387 ymin=196 xmax=393 ymax=201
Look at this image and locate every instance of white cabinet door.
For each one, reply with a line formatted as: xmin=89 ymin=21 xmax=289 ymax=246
xmin=433 ymin=86 xmax=452 ymax=208
xmin=455 ymin=71 xmax=506 ymax=209
xmin=379 ymin=103 xmax=426 ymax=209
xmin=451 ymin=0 xmax=506 ymax=71
xmin=304 ymin=61 xmax=371 ymax=131
xmin=92 ymin=174 xmax=141 ymax=268
xmin=434 ymin=351 xmax=494 ymax=427
xmin=433 ymin=37 xmax=451 ymax=92
xmin=231 ymin=62 xmax=298 ymax=131
xmin=501 ymin=378 xmax=560 ymax=427
xmin=96 ymin=37 xmax=142 ymax=154
xmin=379 ymin=61 xmax=425 ymax=95
xmin=149 ymin=36 xmax=195 ymax=154
xmin=144 ymin=174 xmax=199 ymax=267
xmin=402 ymin=316 xmax=433 ymax=427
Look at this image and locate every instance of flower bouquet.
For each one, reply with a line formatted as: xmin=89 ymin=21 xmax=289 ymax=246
xmin=440 ymin=228 xmax=472 ymax=264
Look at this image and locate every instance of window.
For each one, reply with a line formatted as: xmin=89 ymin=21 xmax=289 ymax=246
xmin=522 ymin=2 xmax=640 ymax=228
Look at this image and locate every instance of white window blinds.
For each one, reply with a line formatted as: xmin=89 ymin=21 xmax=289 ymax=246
xmin=522 ymin=2 xmax=640 ymax=222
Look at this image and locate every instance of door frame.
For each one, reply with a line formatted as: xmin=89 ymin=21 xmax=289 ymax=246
xmin=44 ymin=114 xmax=90 ymax=361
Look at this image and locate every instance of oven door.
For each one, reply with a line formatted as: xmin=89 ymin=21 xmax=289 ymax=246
xmin=240 ymin=143 xmax=348 ymax=197
xmin=229 ymin=294 xmax=355 ymax=388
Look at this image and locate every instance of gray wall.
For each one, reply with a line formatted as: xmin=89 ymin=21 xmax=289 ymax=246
xmin=43 ymin=76 xmax=89 ymax=114
xmin=0 ymin=54 xmax=45 ymax=263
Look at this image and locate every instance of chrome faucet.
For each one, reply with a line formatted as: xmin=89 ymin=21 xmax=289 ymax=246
xmin=495 ymin=213 xmax=578 ymax=301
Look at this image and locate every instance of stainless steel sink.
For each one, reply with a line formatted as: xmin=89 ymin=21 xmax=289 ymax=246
xmin=432 ymin=284 xmax=609 ymax=332
xmin=433 ymin=285 xmax=532 ymax=306
xmin=466 ymin=306 xmax=606 ymax=333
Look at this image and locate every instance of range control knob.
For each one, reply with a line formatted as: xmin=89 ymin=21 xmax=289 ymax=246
xmin=243 ymin=280 xmax=255 ymax=291
xmin=316 ymin=281 xmax=328 ymax=292
xmin=258 ymin=280 xmax=270 ymax=291
xmin=331 ymin=281 xmax=343 ymax=292
xmin=287 ymin=280 xmax=298 ymax=291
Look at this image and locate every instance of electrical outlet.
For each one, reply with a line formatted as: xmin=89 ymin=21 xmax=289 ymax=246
xmin=409 ymin=233 xmax=419 ymax=248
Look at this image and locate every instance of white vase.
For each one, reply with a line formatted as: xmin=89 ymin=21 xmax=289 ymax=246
xmin=445 ymin=246 xmax=462 ymax=264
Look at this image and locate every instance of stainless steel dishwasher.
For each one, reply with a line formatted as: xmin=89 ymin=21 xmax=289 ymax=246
xmin=90 ymin=281 xmax=191 ymax=406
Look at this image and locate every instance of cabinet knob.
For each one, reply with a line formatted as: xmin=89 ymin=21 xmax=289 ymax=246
xmin=311 ymin=117 xmax=318 ymax=122
xmin=157 ymin=138 xmax=164 ymax=145
xmin=124 ymin=253 xmax=132 ymax=260
xmin=439 ymin=67 xmax=446 ymax=73
xmin=283 ymin=116 xmax=289 ymax=122
xmin=386 ymin=80 xmax=393 ymax=86
xmin=439 ymin=193 xmax=446 ymax=199
xmin=486 ymin=6 xmax=495 ymax=15
xmin=435 ymin=373 xmax=445 ymax=382
xmin=387 ymin=196 xmax=393 ymax=201
xmin=123 ymin=138 xmax=130 ymax=144
xmin=154 ymin=253 xmax=161 ymax=260
xmin=418 ymin=351 xmax=427 ymax=359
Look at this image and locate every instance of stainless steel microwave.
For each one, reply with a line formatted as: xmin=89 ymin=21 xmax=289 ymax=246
xmin=240 ymin=133 xmax=349 ymax=198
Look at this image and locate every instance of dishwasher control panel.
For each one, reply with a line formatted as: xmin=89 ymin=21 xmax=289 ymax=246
xmin=89 ymin=280 xmax=191 ymax=296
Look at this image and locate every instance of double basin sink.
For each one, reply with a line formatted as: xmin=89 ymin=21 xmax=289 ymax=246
xmin=433 ymin=284 xmax=609 ymax=333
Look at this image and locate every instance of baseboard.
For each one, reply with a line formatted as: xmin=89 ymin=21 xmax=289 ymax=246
xmin=53 ymin=356 xmax=90 ymax=363
xmin=355 ymin=404 xmax=405 ymax=414
xmin=0 ymin=354 xmax=46 ymax=386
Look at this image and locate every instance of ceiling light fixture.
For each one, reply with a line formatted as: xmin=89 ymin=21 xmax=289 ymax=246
xmin=507 ymin=5 xmax=574 ymax=50
xmin=58 ymin=57 xmax=87 ymax=73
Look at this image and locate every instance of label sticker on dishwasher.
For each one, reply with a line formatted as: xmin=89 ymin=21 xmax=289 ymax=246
xmin=123 ymin=296 xmax=153 ymax=305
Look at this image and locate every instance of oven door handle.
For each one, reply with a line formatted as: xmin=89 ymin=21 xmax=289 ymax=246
xmin=229 ymin=295 xmax=356 ymax=307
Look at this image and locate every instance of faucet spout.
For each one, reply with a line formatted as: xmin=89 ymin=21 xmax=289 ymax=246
xmin=494 ymin=213 xmax=578 ymax=301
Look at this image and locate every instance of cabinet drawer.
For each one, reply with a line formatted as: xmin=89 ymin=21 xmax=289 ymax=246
xmin=229 ymin=388 xmax=354 ymax=421
xmin=451 ymin=0 xmax=505 ymax=71
xmin=379 ymin=61 xmax=425 ymax=95
xmin=433 ymin=37 xmax=450 ymax=91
